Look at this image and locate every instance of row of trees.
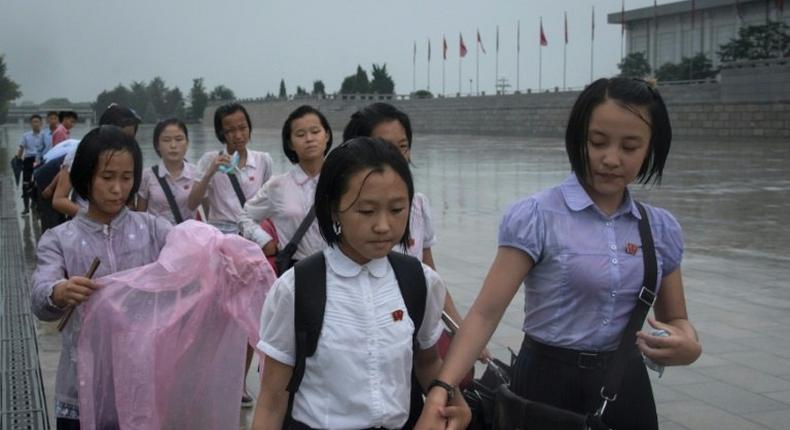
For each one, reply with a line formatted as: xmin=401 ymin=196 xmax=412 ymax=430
xmin=93 ymin=78 xmax=235 ymax=122
xmin=340 ymin=64 xmax=394 ymax=94
xmin=619 ymin=21 xmax=789 ymax=80
xmin=0 ymin=55 xmax=22 ymax=124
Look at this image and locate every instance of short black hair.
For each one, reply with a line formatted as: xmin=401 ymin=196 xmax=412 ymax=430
xmin=153 ymin=118 xmax=189 ymax=157
xmin=315 ymin=137 xmax=414 ymax=248
xmin=70 ymin=125 xmax=143 ymax=205
xmin=99 ymin=104 xmax=142 ymax=133
xmin=281 ymin=105 xmax=333 ymax=163
xmin=30 ymin=114 xmax=42 ymax=121
xmin=46 ymin=111 xmax=58 ymax=118
xmin=213 ymin=102 xmax=252 ymax=143
xmin=566 ymin=77 xmax=671 ymax=185
xmin=58 ymin=111 xmax=78 ymax=122
xmin=342 ymin=102 xmax=413 ymax=148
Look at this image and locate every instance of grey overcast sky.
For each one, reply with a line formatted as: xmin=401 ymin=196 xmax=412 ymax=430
xmin=0 ymin=0 xmax=665 ymax=104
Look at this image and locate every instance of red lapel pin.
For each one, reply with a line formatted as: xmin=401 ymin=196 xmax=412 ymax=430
xmin=392 ymin=309 xmax=404 ymax=322
xmin=625 ymin=243 xmax=639 ymax=255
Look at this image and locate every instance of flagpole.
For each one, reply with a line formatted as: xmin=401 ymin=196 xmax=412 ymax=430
xmin=413 ymin=41 xmax=416 ymax=93
xmin=516 ymin=20 xmax=521 ymax=92
xmin=539 ymin=17 xmax=543 ymax=92
xmin=427 ymin=39 xmax=431 ymax=92
xmin=621 ymin=0 xmax=625 ymax=61
xmin=476 ymin=30 xmax=480 ymax=96
xmin=563 ymin=12 xmax=567 ymax=91
xmin=459 ymin=35 xmax=462 ymax=96
xmin=495 ymin=25 xmax=499 ymax=94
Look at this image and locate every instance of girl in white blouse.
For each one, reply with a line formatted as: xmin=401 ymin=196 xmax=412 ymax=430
xmin=239 ymin=106 xmax=333 ymax=268
xmin=252 ymin=138 xmax=469 ymax=430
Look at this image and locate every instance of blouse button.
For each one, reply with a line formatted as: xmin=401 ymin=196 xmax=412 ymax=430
xmin=609 ymin=244 xmax=617 ymax=251
xmin=611 ymin=258 xmax=618 ymax=265
xmin=603 ymin=319 xmax=610 ymax=325
xmin=610 ymin=291 xmax=617 ymax=297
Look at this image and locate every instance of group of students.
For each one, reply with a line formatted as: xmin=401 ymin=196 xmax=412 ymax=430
xmin=14 ymin=110 xmax=79 ymax=217
xmin=31 ymin=77 xmax=702 ymax=430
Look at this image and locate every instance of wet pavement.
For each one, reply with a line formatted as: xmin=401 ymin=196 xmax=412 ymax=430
xmin=2 ymin=123 xmax=789 ymax=429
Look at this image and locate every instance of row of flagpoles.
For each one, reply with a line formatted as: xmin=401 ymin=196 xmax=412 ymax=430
xmin=412 ymin=6 xmax=602 ymax=97
xmin=411 ymin=0 xmax=786 ymax=96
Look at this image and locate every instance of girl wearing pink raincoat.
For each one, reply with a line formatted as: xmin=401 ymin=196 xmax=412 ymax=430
xmin=31 ymin=126 xmax=171 ymax=429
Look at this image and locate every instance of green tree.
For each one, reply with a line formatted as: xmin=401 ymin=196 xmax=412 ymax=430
xmin=0 ymin=55 xmax=22 ymax=124
xmin=618 ymin=52 xmax=652 ymax=78
xmin=93 ymin=84 xmax=132 ymax=118
xmin=279 ymin=79 xmax=287 ymax=99
xmin=209 ymin=85 xmax=235 ymax=101
xmin=189 ymin=78 xmax=209 ymax=122
xmin=370 ymin=63 xmax=395 ymax=94
xmin=295 ymin=86 xmax=308 ymax=96
xmin=147 ymin=77 xmax=168 ymax=120
xmin=655 ymin=54 xmax=717 ymax=81
xmin=340 ymin=65 xmax=370 ymax=94
xmin=718 ymin=21 xmax=790 ymax=62
xmin=129 ymin=81 xmax=148 ymax=114
xmin=165 ymin=87 xmax=186 ymax=118
xmin=41 ymin=97 xmax=73 ymax=108
xmin=312 ymin=80 xmax=326 ymax=97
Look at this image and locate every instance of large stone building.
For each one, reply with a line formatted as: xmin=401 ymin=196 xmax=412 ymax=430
xmin=608 ymin=0 xmax=789 ymax=69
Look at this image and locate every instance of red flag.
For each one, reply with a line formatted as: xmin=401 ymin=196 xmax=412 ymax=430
xmin=540 ymin=19 xmax=548 ymax=46
xmin=564 ymin=11 xmax=568 ymax=44
xmin=443 ymin=35 xmax=448 ymax=60
xmin=477 ymin=29 xmax=487 ymax=54
xmin=621 ymin=0 xmax=625 ymax=35
xmin=460 ymin=33 xmax=468 ymax=57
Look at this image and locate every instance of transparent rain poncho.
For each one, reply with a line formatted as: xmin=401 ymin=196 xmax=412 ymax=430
xmin=75 ymin=220 xmax=275 ymax=429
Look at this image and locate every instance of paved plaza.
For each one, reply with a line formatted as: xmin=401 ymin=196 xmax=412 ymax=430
xmin=3 ymin=125 xmax=789 ymax=429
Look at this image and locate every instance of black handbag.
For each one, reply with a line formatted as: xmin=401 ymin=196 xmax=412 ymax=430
xmin=485 ymin=202 xmax=658 ymax=430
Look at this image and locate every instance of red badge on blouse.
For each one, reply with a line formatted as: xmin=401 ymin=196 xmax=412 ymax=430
xmin=249 ymin=176 xmax=255 ymax=181
xmin=392 ymin=309 xmax=404 ymax=322
xmin=625 ymin=243 xmax=639 ymax=255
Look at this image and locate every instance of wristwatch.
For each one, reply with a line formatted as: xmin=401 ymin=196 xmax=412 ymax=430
xmin=428 ymin=379 xmax=455 ymax=402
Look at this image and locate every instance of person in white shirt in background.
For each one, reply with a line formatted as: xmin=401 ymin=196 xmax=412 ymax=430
xmin=187 ymin=102 xmax=273 ymax=409
xmin=136 ymin=118 xmax=198 ymax=224
xmin=239 ymin=105 xmax=333 ymax=271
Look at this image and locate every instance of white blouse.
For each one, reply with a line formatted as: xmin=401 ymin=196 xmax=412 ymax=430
xmin=193 ymin=150 xmax=272 ymax=234
xmin=258 ymin=246 xmax=446 ymax=430
xmin=238 ymin=165 xmax=323 ymax=260
xmin=398 ymin=192 xmax=436 ymax=261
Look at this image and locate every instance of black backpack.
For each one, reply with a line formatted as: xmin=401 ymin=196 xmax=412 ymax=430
xmin=284 ymin=251 xmax=428 ymax=430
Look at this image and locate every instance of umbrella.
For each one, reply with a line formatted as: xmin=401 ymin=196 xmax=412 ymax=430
xmin=10 ymin=157 xmax=22 ymax=185
xmin=43 ymin=138 xmax=80 ymax=163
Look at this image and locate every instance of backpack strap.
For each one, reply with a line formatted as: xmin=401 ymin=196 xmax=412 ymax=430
xmin=221 ymin=151 xmax=247 ymax=208
xmin=387 ymin=251 xmax=427 ymax=347
xmin=151 ymin=165 xmax=184 ymax=224
xmin=285 ymin=252 xmax=326 ymax=428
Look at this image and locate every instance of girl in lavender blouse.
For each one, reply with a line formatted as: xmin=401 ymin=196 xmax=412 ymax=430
xmin=417 ymin=78 xmax=702 ymax=430
xmin=136 ymin=118 xmax=198 ymax=224
xmin=31 ymin=126 xmax=171 ymax=429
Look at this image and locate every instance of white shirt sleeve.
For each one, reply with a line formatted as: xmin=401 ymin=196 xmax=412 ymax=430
xmin=239 ymin=180 xmax=275 ymax=247
xmin=416 ymin=264 xmax=446 ymax=350
xmin=193 ymin=151 xmax=216 ymax=183
xmin=260 ymin=152 xmax=274 ymax=184
xmin=137 ymin=167 xmax=153 ymax=200
xmin=257 ymin=270 xmax=297 ymax=366
xmin=419 ymin=194 xmax=437 ymax=249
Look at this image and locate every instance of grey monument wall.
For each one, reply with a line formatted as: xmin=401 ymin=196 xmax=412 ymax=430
xmin=205 ymin=63 xmax=790 ymax=140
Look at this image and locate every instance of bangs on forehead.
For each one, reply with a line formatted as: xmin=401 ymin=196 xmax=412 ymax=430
xmin=97 ymin=149 xmax=135 ymax=171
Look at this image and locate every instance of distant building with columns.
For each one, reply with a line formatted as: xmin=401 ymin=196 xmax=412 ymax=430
xmin=609 ymin=0 xmax=789 ymax=69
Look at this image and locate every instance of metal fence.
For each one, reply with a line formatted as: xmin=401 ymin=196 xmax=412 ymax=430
xmin=0 ymin=176 xmax=49 ymax=429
